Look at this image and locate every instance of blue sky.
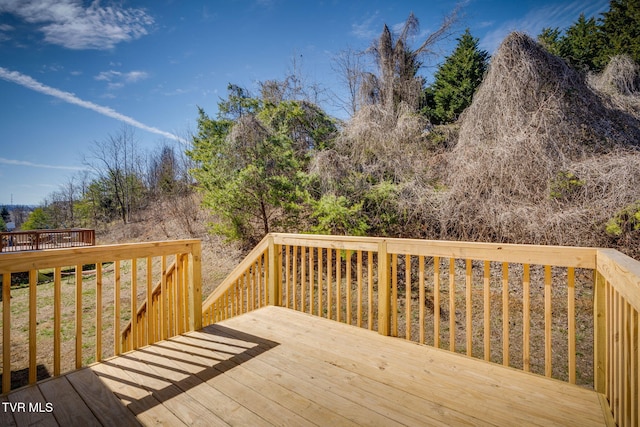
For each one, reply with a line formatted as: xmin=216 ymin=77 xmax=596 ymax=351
xmin=0 ymin=0 xmax=608 ymax=206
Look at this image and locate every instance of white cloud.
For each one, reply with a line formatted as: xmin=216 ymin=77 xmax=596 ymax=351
xmin=351 ymin=12 xmax=380 ymax=40
xmin=479 ymin=0 xmax=609 ymax=53
xmin=0 ymin=157 xmax=85 ymax=171
xmin=0 ymin=66 xmax=186 ymax=143
xmin=94 ymin=69 xmax=149 ymax=89
xmin=0 ymin=0 xmax=154 ymax=50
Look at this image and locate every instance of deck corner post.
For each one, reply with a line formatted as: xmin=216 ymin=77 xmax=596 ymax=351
xmin=267 ymin=235 xmax=282 ymax=306
xmin=593 ymin=267 xmax=607 ymax=394
xmin=378 ymin=240 xmax=391 ymax=336
xmin=188 ymin=240 xmax=203 ymax=331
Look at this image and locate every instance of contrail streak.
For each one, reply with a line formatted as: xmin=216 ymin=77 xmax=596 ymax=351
xmin=0 ymin=66 xmax=187 ymax=144
xmin=0 ymin=157 xmax=86 ymax=171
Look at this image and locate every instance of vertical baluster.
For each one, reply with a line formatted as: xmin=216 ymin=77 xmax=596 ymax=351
xmin=252 ymin=262 xmax=257 ymax=311
xmin=568 ymin=267 xmax=576 ymax=384
xmin=544 ymin=265 xmax=552 ymax=377
xmin=622 ymin=299 xmax=629 ymax=426
xmin=466 ymin=259 xmax=472 ymax=356
xmin=523 ymin=264 xmax=530 ymax=372
xmin=357 ymin=250 xmax=363 ymax=328
xmin=502 ymin=262 xmax=509 ymax=366
xmin=2 ymin=272 xmax=10 ymax=393
xmin=301 ymin=246 xmax=306 ymax=313
xmin=327 ymin=248 xmax=332 ymax=320
xmin=29 ymin=269 xmax=37 ymax=383
xmin=367 ymin=251 xmax=373 ymax=330
xmin=318 ymin=248 xmax=323 ymax=317
xmin=391 ymin=253 xmax=398 ymax=337
xmin=285 ymin=246 xmax=290 ymax=308
xmin=114 ymin=260 xmax=121 ymax=355
xmin=346 ymin=250 xmax=352 ymax=325
xmin=616 ymin=292 xmax=622 ymax=424
xmin=160 ymin=256 xmax=167 ymax=341
xmin=263 ymin=252 xmax=268 ymax=307
xmin=434 ymin=257 xmax=441 ymax=348
xmin=406 ymin=255 xmax=411 ymax=340
xmin=75 ymin=264 xmax=82 ymax=369
xmin=483 ymin=261 xmax=490 ymax=361
xmin=419 ymin=256 xmax=425 ymax=344
xmin=449 ymin=258 xmax=456 ymax=352
xmin=606 ymin=280 xmax=612 ymax=405
xmin=310 ymin=247 xmax=315 ymax=316
xmin=146 ymin=257 xmax=153 ymax=346
xmin=257 ymin=256 xmax=262 ymax=308
xmin=96 ymin=263 xmax=103 ymax=361
xmin=241 ymin=272 xmax=246 ymax=315
xmin=132 ymin=259 xmax=138 ymax=346
xmin=633 ymin=309 xmax=638 ymax=427
xmin=336 ymin=250 xmax=342 ymax=323
xmin=54 ymin=267 xmax=61 ymax=376
xmin=292 ymin=246 xmax=298 ymax=311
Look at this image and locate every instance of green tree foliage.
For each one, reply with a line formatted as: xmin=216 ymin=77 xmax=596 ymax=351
xmin=0 ymin=206 xmax=9 ymax=223
xmin=310 ymin=195 xmax=368 ymax=236
xmin=601 ymin=0 xmax=640 ymax=65
xmin=0 ymin=217 xmax=6 ymax=232
xmin=424 ymin=29 xmax=489 ymax=124
xmin=188 ymin=85 xmax=336 ymax=244
xmin=538 ymin=27 xmax=564 ymax=56
xmin=538 ymin=1 xmax=640 ymax=71
xmin=561 ymin=14 xmax=603 ymax=71
xmin=21 ymin=208 xmax=51 ymax=230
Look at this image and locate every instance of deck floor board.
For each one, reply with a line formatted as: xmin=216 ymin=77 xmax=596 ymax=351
xmin=3 ymin=306 xmax=610 ymax=426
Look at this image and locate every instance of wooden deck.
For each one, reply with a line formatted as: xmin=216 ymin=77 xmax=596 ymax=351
xmin=2 ymin=306 xmax=611 ymax=426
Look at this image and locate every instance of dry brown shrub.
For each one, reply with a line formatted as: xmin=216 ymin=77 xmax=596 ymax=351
xmin=589 ymin=54 xmax=640 ymax=96
xmin=588 ymin=54 xmax=640 ymax=117
xmin=311 ymin=101 xmax=442 ymax=236
xmin=441 ymin=32 xmax=640 ymax=253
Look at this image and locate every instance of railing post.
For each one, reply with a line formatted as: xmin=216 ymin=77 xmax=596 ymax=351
xmin=268 ymin=235 xmax=281 ymax=306
xmin=188 ymin=241 xmax=203 ymax=331
xmin=594 ymin=269 xmax=607 ymax=394
xmin=378 ymin=240 xmax=391 ymax=336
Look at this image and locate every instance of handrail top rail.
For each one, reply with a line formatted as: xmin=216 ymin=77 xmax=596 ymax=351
xmin=596 ymin=248 xmax=640 ymax=312
xmin=202 ymin=235 xmax=269 ymax=308
xmin=1 ymin=228 xmax=94 ymax=233
xmin=0 ymin=239 xmax=201 ymax=273
xmin=270 ymin=233 xmax=598 ymax=268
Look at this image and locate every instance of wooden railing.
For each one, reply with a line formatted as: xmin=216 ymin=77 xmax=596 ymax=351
xmin=202 ymin=233 xmax=639 ymax=426
xmin=0 ymin=229 xmax=95 ymax=252
xmin=120 ymin=254 xmax=195 ymax=352
xmin=0 ymin=239 xmax=201 ymax=394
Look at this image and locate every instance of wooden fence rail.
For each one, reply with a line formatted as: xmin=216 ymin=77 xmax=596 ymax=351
xmin=0 ymin=239 xmax=201 ymax=394
xmin=0 ymin=229 xmax=95 ymax=253
xmin=202 ymin=233 xmax=639 ymax=426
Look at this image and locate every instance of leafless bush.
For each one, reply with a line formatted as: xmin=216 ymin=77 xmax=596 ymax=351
xmin=589 ymin=54 xmax=640 ymax=96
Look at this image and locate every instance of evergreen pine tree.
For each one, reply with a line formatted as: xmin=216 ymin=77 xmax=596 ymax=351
xmin=561 ymin=13 xmax=603 ymax=71
xmin=538 ymin=27 xmax=564 ymax=56
xmin=600 ymin=0 xmax=640 ymax=66
xmin=426 ymin=29 xmax=489 ymax=124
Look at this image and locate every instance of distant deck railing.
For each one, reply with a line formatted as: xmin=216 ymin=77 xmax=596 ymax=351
xmin=0 ymin=240 xmax=201 ymax=394
xmin=202 ymin=233 xmax=639 ymax=427
xmin=0 ymin=229 xmax=95 ymax=253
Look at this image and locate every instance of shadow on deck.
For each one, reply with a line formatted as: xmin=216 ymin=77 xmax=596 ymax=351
xmin=2 ymin=306 xmax=612 ymax=426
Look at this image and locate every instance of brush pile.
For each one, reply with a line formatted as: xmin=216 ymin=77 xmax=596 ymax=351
xmin=441 ymin=32 xmax=640 ymax=250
